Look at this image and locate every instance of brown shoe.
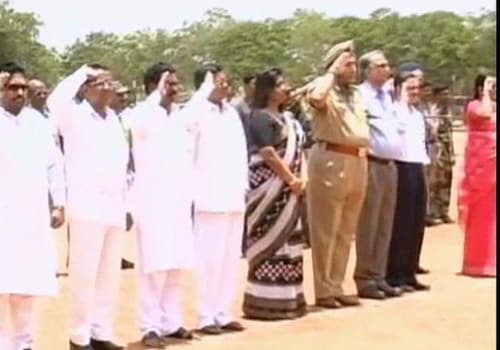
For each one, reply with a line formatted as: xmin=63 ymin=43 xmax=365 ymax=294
xmin=335 ymin=295 xmax=361 ymax=307
xmin=220 ymin=321 xmax=245 ymax=332
xmin=315 ymin=297 xmax=341 ymax=309
xmin=198 ymin=325 xmax=222 ymax=335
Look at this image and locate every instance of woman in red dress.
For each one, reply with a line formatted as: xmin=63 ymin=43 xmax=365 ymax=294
xmin=458 ymin=74 xmax=496 ymax=277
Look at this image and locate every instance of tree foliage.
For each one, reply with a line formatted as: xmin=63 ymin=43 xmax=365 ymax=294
xmin=0 ymin=1 xmax=496 ymax=94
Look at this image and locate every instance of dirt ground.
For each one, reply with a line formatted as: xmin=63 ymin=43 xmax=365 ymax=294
xmin=35 ymin=129 xmax=496 ymax=350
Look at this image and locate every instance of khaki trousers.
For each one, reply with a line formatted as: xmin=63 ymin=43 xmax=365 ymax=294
xmin=307 ymin=143 xmax=367 ymax=299
xmin=354 ymin=160 xmax=397 ymax=290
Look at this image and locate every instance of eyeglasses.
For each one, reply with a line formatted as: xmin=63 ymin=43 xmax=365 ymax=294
xmin=4 ymin=84 xmax=29 ymax=92
xmin=374 ymin=63 xmax=390 ymax=69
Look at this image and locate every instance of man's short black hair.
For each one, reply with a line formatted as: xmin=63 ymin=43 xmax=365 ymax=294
xmin=143 ymin=62 xmax=176 ymax=95
xmin=242 ymin=74 xmax=256 ymax=85
xmin=0 ymin=61 xmax=26 ymax=76
xmin=193 ymin=63 xmax=223 ymax=90
xmin=398 ymin=61 xmax=424 ymax=74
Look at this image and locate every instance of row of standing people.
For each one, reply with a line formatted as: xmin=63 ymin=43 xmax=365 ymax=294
xmin=0 ymin=39 xmax=496 ymax=350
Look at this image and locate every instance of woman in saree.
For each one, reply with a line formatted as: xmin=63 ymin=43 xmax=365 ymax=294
xmin=242 ymin=68 xmax=308 ymax=320
xmin=458 ymin=74 xmax=496 ymax=277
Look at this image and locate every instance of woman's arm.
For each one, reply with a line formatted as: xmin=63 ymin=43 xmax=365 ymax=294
xmin=259 ymin=147 xmax=298 ymax=185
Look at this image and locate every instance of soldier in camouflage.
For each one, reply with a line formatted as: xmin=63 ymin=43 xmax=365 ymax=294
xmin=427 ymin=86 xmax=455 ymax=225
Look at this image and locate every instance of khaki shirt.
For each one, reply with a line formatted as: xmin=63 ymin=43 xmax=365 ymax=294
xmin=307 ymin=79 xmax=370 ymax=148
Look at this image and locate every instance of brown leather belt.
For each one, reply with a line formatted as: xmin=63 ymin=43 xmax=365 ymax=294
xmin=317 ymin=141 xmax=367 ymax=157
xmin=368 ymin=154 xmax=393 ymax=165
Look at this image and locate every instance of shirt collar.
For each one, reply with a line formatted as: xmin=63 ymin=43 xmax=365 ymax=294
xmin=1 ymin=107 xmax=25 ymax=123
xmin=81 ymin=100 xmax=116 ymax=120
xmin=362 ymin=81 xmax=387 ymax=99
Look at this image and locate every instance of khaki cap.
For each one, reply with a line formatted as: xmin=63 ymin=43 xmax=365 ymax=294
xmin=322 ymin=40 xmax=355 ymax=70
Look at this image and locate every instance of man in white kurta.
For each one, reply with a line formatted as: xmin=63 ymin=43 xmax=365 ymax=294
xmin=129 ymin=64 xmax=195 ymax=348
xmin=48 ymin=65 xmax=129 ymax=350
xmin=186 ymin=65 xmax=248 ymax=335
xmin=0 ymin=64 xmax=65 ymax=350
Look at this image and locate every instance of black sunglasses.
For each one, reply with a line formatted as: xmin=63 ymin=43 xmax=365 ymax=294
xmin=5 ymin=84 xmax=29 ymax=91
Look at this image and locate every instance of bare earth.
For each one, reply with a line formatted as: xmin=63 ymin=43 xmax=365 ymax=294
xmin=36 ymin=129 xmax=495 ymax=350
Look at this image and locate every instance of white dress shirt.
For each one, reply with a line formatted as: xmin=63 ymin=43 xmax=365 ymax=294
xmin=359 ymin=82 xmax=402 ymax=160
xmin=394 ymin=102 xmax=430 ymax=165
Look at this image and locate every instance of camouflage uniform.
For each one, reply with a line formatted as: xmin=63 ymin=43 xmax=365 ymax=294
xmin=427 ymin=104 xmax=455 ymax=220
xmin=421 ymin=103 xmax=437 ymax=220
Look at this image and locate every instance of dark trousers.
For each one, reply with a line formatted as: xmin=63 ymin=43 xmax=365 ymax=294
xmin=386 ymin=161 xmax=427 ymax=286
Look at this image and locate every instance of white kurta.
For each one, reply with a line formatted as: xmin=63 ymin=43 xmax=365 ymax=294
xmin=48 ymin=67 xmax=129 ymax=228
xmin=188 ymin=99 xmax=249 ymax=213
xmin=0 ymin=107 xmax=65 ymax=296
xmin=130 ymin=93 xmax=196 ymax=274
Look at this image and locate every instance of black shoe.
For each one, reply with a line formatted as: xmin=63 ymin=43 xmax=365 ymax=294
xmin=400 ymin=285 xmax=416 ymax=293
xmin=142 ymin=331 xmax=166 ymax=349
xmin=358 ymin=285 xmax=386 ymax=300
xmin=70 ymin=341 xmax=94 ymax=350
xmin=425 ymin=218 xmax=441 ymax=227
xmin=90 ymin=339 xmax=123 ymax=350
xmin=220 ymin=321 xmax=245 ymax=332
xmin=409 ymin=281 xmax=431 ymax=291
xmin=121 ymin=258 xmax=134 ymax=270
xmin=417 ymin=267 xmax=430 ymax=274
xmin=441 ymin=215 xmax=455 ymax=224
xmin=377 ymin=283 xmax=403 ymax=297
xmin=197 ymin=325 xmax=222 ymax=335
xmin=164 ymin=327 xmax=194 ymax=340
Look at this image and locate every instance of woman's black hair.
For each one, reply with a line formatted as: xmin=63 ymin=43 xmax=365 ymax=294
xmin=472 ymin=74 xmax=487 ymax=100
xmin=252 ymin=67 xmax=284 ymax=110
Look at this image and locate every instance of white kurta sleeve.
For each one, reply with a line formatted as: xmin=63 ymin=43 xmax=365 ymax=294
xmin=47 ymin=65 xmax=91 ymax=134
xmin=47 ymin=134 xmax=66 ymax=208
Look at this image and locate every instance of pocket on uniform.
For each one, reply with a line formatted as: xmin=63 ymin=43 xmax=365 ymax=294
xmin=312 ymin=149 xmax=349 ymax=199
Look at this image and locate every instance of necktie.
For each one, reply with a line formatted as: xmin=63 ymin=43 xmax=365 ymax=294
xmin=376 ymin=90 xmax=386 ymax=111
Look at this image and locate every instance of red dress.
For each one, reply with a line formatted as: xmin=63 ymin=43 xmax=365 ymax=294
xmin=458 ymin=100 xmax=496 ymax=277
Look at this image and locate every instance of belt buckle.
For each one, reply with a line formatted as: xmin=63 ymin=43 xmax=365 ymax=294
xmin=358 ymin=147 xmax=367 ymax=157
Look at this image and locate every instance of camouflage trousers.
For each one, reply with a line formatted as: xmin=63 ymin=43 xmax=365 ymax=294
xmin=426 ymin=161 xmax=453 ymax=219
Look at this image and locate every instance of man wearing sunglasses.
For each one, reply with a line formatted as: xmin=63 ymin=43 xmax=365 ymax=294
xmin=0 ymin=62 xmax=65 ymax=350
xmin=48 ymin=64 xmax=129 ymax=350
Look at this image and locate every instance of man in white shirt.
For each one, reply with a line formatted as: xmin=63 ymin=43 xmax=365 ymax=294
xmin=355 ymin=51 xmax=403 ymax=300
xmin=187 ymin=64 xmax=248 ymax=335
xmin=129 ymin=63 xmax=195 ymax=348
xmin=48 ymin=64 xmax=129 ymax=350
xmin=0 ymin=62 xmax=65 ymax=350
xmin=397 ymin=62 xmax=431 ymax=275
xmin=386 ymin=71 xmax=431 ymax=292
